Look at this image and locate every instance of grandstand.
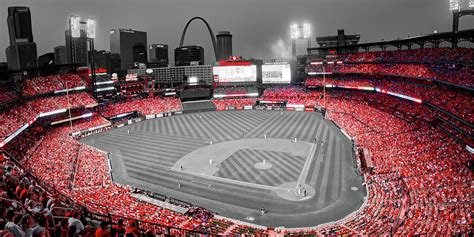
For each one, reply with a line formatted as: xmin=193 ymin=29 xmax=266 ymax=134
xmin=1 ymin=10 xmax=473 ymax=237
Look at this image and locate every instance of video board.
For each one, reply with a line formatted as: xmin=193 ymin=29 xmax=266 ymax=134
xmin=213 ymin=65 xmax=257 ymax=83
xmin=262 ymin=63 xmax=291 ymax=84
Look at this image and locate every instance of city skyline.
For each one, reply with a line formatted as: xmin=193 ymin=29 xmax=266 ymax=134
xmin=1 ymin=0 xmax=474 ymax=64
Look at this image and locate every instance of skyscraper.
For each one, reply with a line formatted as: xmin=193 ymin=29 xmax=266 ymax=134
xmin=65 ymin=29 xmax=88 ymax=66
xmin=174 ymin=45 xmax=204 ymax=66
xmin=149 ymin=44 xmax=168 ymax=67
xmin=54 ymin=46 xmax=68 ymax=65
xmin=6 ymin=6 xmax=37 ymax=70
xmin=110 ymin=29 xmax=147 ymax=70
xmin=5 ymin=43 xmax=37 ymax=70
xmin=216 ymin=31 xmax=232 ymax=61
xmin=7 ymin=6 xmax=34 ymax=45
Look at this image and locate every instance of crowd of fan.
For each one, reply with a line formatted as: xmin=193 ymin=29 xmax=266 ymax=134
xmin=307 ymin=48 xmax=473 ymax=88
xmin=335 ymin=64 xmax=473 ymax=88
xmin=212 ymin=98 xmax=257 ymax=110
xmin=339 ymin=48 xmax=474 ymax=64
xmin=0 ymin=154 xmax=214 ymax=237
xmin=326 ymin=92 xmax=471 ymax=235
xmin=72 ymin=146 xmax=109 ymax=189
xmin=212 ymin=87 xmax=322 ymax=109
xmin=1 ymin=84 xmax=472 ymax=235
xmin=260 ymin=86 xmax=322 ymax=107
xmin=2 ymin=111 xmax=238 ymax=234
xmin=284 ymin=91 xmax=471 ymax=235
xmin=213 ymin=86 xmax=258 ymax=98
xmin=22 ymin=74 xmax=86 ymax=96
xmin=1 ymin=114 xmax=221 ymax=235
xmin=305 ymin=76 xmax=473 ymax=125
xmin=99 ymin=97 xmax=181 ymax=118
xmin=0 ymin=83 xmax=18 ymax=105
xmin=0 ymin=92 xmax=97 ymax=140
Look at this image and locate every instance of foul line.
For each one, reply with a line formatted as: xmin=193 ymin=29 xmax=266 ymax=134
xmin=170 ymin=167 xmax=291 ymax=191
xmin=295 ymin=141 xmax=318 ymax=189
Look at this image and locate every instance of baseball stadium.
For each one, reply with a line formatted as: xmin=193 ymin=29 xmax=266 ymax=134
xmin=0 ymin=0 xmax=473 ymax=236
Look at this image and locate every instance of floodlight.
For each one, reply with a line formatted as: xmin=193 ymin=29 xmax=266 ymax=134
xmin=470 ymin=0 xmax=474 ymax=8
xmin=69 ymin=15 xmax=81 ymax=38
xmin=303 ymin=23 xmax=311 ymax=39
xmin=290 ymin=24 xmax=299 ymax=39
xmin=86 ymin=17 xmax=96 ymax=39
xmin=450 ymin=0 xmax=460 ymax=11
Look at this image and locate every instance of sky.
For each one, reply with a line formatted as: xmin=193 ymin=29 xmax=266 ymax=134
xmin=0 ymin=0 xmax=473 ymax=63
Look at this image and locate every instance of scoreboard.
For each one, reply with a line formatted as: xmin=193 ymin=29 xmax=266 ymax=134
xmin=213 ymin=65 xmax=257 ymax=83
xmin=262 ymin=63 xmax=291 ymax=84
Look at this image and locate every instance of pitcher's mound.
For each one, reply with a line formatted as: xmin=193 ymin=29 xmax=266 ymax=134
xmin=254 ymin=161 xmax=272 ymax=170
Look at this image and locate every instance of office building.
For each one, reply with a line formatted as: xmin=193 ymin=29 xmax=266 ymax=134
xmin=149 ymin=44 xmax=168 ymax=67
xmin=54 ymin=46 xmax=68 ymax=65
xmin=174 ymin=45 xmax=204 ymax=66
xmin=216 ymin=31 xmax=232 ymax=61
xmin=5 ymin=43 xmax=38 ymax=70
xmin=7 ymin=6 xmax=34 ymax=45
xmin=110 ymin=28 xmax=147 ymax=70
xmin=6 ymin=6 xmax=37 ymax=70
xmin=65 ymin=29 xmax=88 ymax=66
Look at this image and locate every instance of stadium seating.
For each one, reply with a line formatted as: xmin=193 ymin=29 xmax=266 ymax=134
xmin=339 ymin=48 xmax=474 ymax=64
xmin=0 ymin=82 xmax=19 ymax=104
xmin=99 ymin=97 xmax=181 ymax=117
xmin=212 ymin=98 xmax=257 ymax=110
xmin=22 ymin=73 xmax=87 ymax=96
xmin=0 ymin=92 xmax=97 ymax=140
xmin=307 ymin=48 xmax=474 ymax=88
xmin=1 ymin=46 xmax=472 ymax=235
xmin=305 ymin=76 xmax=474 ymax=125
xmin=333 ymin=64 xmax=473 ymax=88
xmin=260 ymin=86 xmax=323 ymax=107
xmin=4 ymin=89 xmax=468 ymax=235
xmin=213 ymin=86 xmax=258 ymax=98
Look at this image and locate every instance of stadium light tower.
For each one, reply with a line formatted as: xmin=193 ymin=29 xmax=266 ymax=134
xmin=67 ymin=15 xmax=82 ymax=130
xmin=68 ymin=15 xmax=98 ymax=98
xmin=290 ymin=24 xmax=299 ymax=39
xmin=303 ymin=23 xmax=311 ymax=40
xmin=68 ymin=15 xmax=81 ymax=64
xmin=290 ymin=23 xmax=311 ymax=59
xmin=450 ymin=0 xmax=460 ymax=11
xmin=291 ymin=24 xmax=298 ymax=59
xmin=449 ymin=0 xmax=474 ymax=47
xmin=86 ymin=17 xmax=96 ymax=39
xmin=86 ymin=17 xmax=97 ymax=99
xmin=69 ymin=15 xmax=81 ymax=38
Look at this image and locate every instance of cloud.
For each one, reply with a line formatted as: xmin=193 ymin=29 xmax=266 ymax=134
xmin=269 ymin=38 xmax=292 ymax=59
